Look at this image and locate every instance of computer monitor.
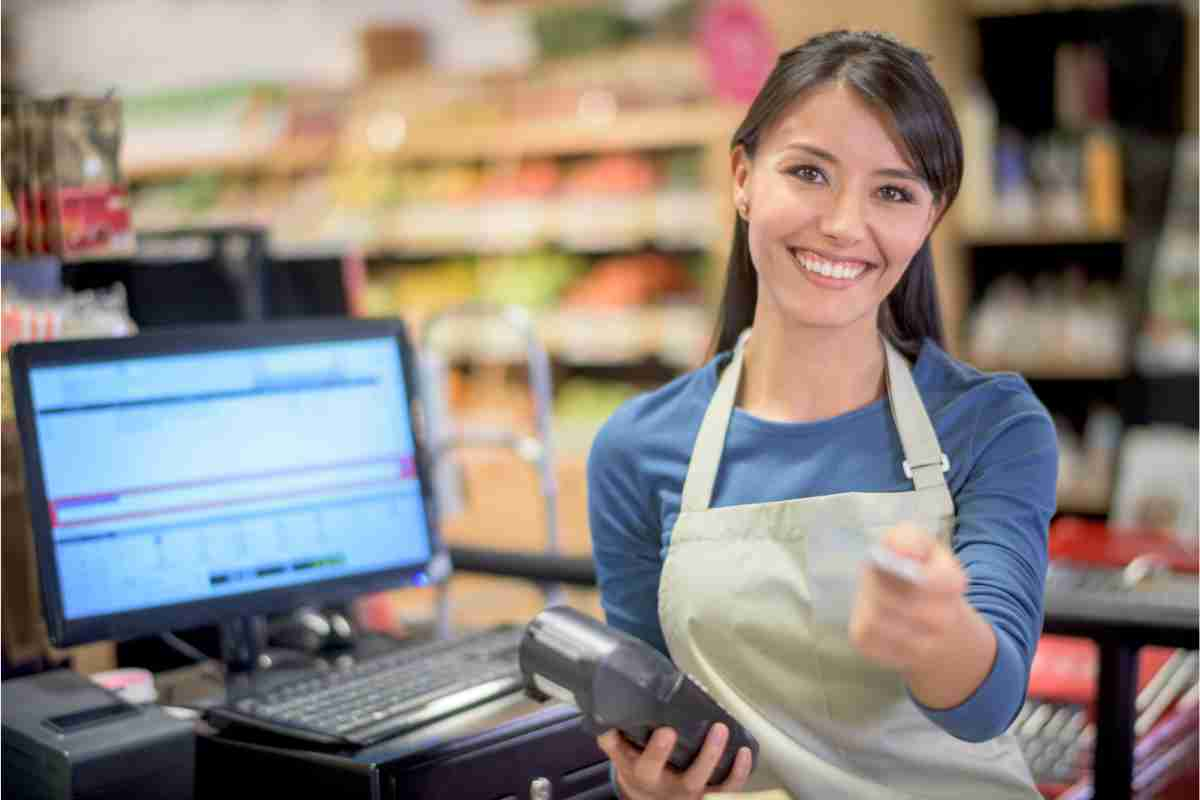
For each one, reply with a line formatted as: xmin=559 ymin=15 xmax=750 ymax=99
xmin=6 ymin=317 xmax=444 ymax=652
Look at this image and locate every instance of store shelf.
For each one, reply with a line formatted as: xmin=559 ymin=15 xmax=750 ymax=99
xmin=364 ymin=240 xmax=709 ymax=261
xmin=1057 ymin=490 xmax=1111 ymax=516
xmin=127 ymin=137 xmax=338 ymax=183
xmin=971 ymin=359 xmax=1129 ymax=380
xmin=268 ymin=241 xmax=356 ymax=260
xmin=967 ymin=0 xmax=1129 ymax=16
xmin=962 ymin=225 xmax=1125 ymax=247
xmin=126 ymin=104 xmax=741 ymax=183
xmin=375 ymin=104 xmax=740 ymax=163
xmin=419 ymin=304 xmax=711 ymax=370
xmin=146 ymin=220 xmax=713 ymax=262
xmin=338 ymin=102 xmax=741 ymax=171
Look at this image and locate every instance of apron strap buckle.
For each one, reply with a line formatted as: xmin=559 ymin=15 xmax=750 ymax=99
xmin=902 ymin=453 xmax=950 ymax=480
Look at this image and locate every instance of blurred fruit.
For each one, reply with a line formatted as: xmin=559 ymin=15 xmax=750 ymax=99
xmin=555 ymin=377 xmax=640 ymax=422
xmin=562 ymin=252 xmax=693 ymax=308
xmin=476 ymin=250 xmax=585 ymax=309
xmin=563 ymin=154 xmax=657 ymax=195
xmin=478 ymin=161 xmax=561 ymax=200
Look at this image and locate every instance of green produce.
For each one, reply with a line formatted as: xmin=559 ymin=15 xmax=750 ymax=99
xmin=554 ymin=377 xmax=639 ymax=423
xmin=532 ymin=5 xmax=638 ymax=61
xmin=476 ymin=250 xmax=586 ymax=309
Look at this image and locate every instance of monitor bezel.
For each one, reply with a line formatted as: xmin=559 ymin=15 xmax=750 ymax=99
xmin=7 ymin=316 xmax=444 ymax=648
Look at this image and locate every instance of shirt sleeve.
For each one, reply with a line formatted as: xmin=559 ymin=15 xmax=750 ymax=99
xmin=588 ymin=405 xmax=670 ymax=656
xmin=912 ymin=382 xmax=1058 ymax=742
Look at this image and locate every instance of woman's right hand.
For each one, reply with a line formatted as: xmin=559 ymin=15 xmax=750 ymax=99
xmin=597 ymin=723 xmax=754 ymax=799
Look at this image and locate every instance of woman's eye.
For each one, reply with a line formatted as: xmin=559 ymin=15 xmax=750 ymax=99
xmin=788 ymin=165 xmax=826 ymax=184
xmin=878 ymin=185 xmax=914 ymax=203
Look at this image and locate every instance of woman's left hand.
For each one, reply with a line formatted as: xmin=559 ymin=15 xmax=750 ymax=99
xmin=848 ymin=521 xmax=969 ymax=676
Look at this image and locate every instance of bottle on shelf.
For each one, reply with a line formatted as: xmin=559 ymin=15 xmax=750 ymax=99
xmin=1082 ymin=126 xmax=1123 ymax=235
xmin=966 ymin=268 xmax=1127 ymax=376
xmin=994 ymin=128 xmax=1036 ymax=230
xmin=957 ymin=80 xmax=998 ymax=236
xmin=1031 ymin=134 xmax=1086 ymax=232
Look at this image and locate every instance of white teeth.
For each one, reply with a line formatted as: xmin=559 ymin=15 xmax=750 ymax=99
xmin=794 ymin=251 xmax=866 ymax=281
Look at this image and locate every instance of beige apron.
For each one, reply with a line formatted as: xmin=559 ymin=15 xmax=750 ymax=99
xmin=657 ymin=332 xmax=1038 ymax=799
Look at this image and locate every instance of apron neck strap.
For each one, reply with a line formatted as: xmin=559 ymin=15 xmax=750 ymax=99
xmin=680 ymin=331 xmax=951 ymax=513
xmin=680 ymin=329 xmax=749 ymax=513
xmin=882 ymin=338 xmax=951 ymax=493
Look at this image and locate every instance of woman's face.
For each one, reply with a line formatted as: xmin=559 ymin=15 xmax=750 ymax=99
xmin=733 ymin=82 xmax=941 ymax=337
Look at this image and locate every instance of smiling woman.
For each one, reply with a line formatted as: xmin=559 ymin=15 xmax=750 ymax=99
xmin=732 ymin=82 xmax=943 ymax=350
xmin=589 ymin=29 xmax=1058 ymax=800
xmin=719 ymin=30 xmax=962 ymax=366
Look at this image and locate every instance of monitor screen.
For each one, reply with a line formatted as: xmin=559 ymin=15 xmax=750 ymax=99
xmin=8 ymin=319 xmax=440 ymax=646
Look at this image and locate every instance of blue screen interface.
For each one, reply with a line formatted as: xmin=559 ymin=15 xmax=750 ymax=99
xmin=27 ymin=336 xmax=433 ymax=620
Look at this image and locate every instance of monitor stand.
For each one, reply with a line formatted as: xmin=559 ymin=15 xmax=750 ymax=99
xmin=218 ymin=607 xmax=360 ymax=676
xmin=218 ymin=615 xmax=268 ymax=676
xmin=216 ymin=613 xmax=324 ymax=703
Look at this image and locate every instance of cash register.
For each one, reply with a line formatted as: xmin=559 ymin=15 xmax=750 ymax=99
xmin=5 ymin=317 xmax=610 ymax=799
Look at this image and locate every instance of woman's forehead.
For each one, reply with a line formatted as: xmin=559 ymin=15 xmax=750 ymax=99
xmin=758 ymin=83 xmax=916 ymax=170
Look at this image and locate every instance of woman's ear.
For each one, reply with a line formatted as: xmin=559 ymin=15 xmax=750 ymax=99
xmin=731 ymin=145 xmax=752 ymax=219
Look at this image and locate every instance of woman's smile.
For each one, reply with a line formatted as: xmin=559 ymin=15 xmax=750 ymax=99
xmin=789 ymin=247 xmax=878 ymax=289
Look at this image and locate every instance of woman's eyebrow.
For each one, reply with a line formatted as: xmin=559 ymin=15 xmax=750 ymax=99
xmin=780 ymin=143 xmax=839 ymax=163
xmin=780 ymin=142 xmax=928 ymax=187
xmin=875 ymin=167 xmax=928 ymax=187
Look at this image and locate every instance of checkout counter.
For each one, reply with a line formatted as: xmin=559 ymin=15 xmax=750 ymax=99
xmin=135 ymin=534 xmax=1200 ymax=800
xmin=1038 ymin=519 xmax=1199 ymax=800
xmin=174 ymin=663 xmax=611 ymax=800
xmin=4 ymin=542 xmax=1197 ymax=800
xmin=195 ymin=693 xmax=608 ymax=799
xmin=1 ymin=546 xmax=614 ymax=800
xmin=182 ymin=557 xmax=614 ymax=799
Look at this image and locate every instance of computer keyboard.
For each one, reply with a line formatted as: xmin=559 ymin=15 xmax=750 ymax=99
xmin=208 ymin=624 xmax=527 ymax=747
xmin=1044 ymin=562 xmax=1199 ymax=630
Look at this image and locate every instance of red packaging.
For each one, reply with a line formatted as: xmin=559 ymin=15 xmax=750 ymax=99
xmin=48 ymin=95 xmax=136 ymax=261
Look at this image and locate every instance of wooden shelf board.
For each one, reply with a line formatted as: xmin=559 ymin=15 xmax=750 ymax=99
xmin=382 ymin=105 xmax=740 ymax=163
xmin=127 ymin=154 xmax=264 ymax=182
xmin=1057 ymin=494 xmax=1111 ymax=515
xmin=971 ymin=360 xmax=1129 ymax=380
xmin=125 ymin=104 xmax=741 ymax=182
xmin=967 ymin=0 xmax=1129 ymax=16
xmin=127 ymin=139 xmax=337 ymax=182
xmin=962 ymin=226 xmax=1125 ymax=247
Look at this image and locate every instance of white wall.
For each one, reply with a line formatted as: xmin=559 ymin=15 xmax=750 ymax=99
xmin=7 ymin=0 xmax=534 ymax=96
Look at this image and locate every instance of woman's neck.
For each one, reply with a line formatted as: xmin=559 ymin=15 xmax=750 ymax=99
xmin=737 ymin=315 xmax=887 ymax=424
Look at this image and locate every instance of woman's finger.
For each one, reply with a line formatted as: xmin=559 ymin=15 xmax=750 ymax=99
xmin=600 ymin=731 xmax=655 ymax=800
xmin=597 ymin=730 xmax=624 ymax=762
xmin=632 ymin=727 xmax=676 ymax=788
xmin=680 ymin=722 xmax=729 ymax=795
xmin=597 ymin=730 xmax=639 ymax=773
xmin=713 ymin=746 xmax=754 ymax=793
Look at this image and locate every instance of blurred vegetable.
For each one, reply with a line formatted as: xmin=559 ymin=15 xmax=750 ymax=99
xmin=562 ymin=252 xmax=693 ymax=308
xmin=532 ymin=5 xmax=639 ymax=61
xmin=476 ymin=250 xmax=586 ymax=309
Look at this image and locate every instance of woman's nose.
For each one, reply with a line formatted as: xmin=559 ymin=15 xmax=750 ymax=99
xmin=818 ymin=188 xmax=867 ymax=244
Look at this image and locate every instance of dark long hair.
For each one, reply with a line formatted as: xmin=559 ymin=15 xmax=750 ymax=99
xmin=711 ymin=30 xmax=963 ymax=361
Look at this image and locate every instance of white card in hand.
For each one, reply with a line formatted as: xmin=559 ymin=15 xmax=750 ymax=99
xmin=868 ymin=544 xmax=926 ymax=584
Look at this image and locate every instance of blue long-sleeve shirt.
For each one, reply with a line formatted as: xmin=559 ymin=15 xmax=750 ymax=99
xmin=587 ymin=339 xmax=1057 ymax=743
